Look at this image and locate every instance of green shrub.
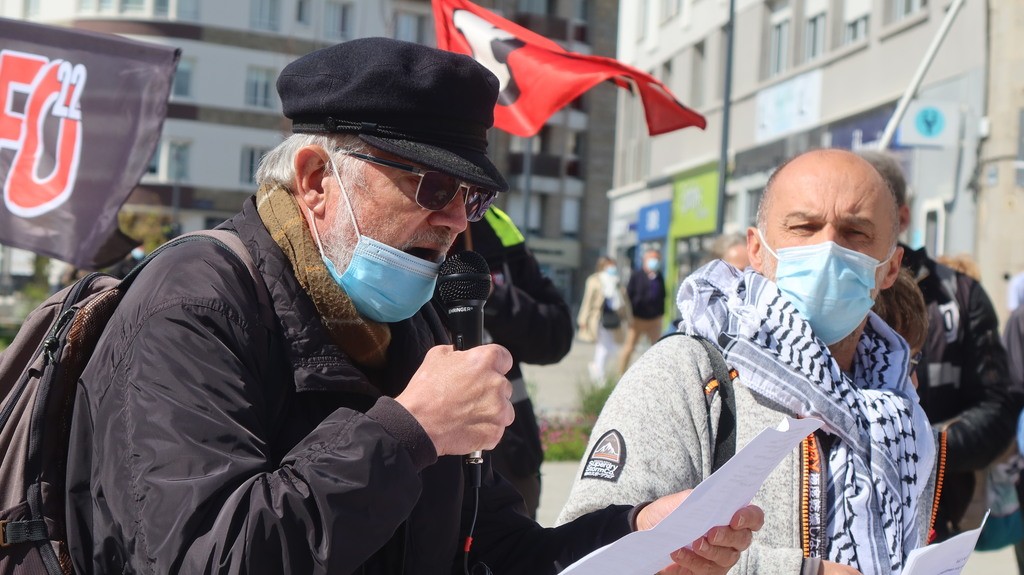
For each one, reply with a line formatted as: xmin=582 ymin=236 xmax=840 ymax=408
xmin=579 ymin=378 xmax=616 ymax=419
xmin=539 ymin=414 xmax=595 ymax=462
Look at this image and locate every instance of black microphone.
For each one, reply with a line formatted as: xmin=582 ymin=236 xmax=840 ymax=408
xmin=436 ymin=251 xmax=492 ymax=487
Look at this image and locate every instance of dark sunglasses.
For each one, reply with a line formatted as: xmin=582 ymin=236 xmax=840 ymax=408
xmin=341 ymin=151 xmax=498 ymax=222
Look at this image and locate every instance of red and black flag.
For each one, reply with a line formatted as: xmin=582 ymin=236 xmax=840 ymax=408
xmin=0 ymin=17 xmax=178 ymax=269
xmin=431 ymin=0 xmax=705 ymax=137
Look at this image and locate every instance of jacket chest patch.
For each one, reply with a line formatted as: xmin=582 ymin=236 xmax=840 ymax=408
xmin=581 ymin=430 xmax=626 ymax=482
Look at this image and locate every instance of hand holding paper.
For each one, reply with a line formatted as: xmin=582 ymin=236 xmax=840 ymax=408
xmin=560 ymin=416 xmax=823 ymax=575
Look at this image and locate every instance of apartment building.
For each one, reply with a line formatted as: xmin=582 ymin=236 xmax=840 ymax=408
xmin=0 ymin=0 xmax=617 ymax=305
xmin=610 ymin=0 xmax=991 ymax=308
xmin=2 ymin=0 xmax=435 ymax=232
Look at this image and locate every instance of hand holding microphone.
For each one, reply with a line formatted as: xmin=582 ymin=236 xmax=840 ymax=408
xmin=394 ymin=252 xmax=514 ymax=480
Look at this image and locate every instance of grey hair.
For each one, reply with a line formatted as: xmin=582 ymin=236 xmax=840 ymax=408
xmin=255 ymin=133 xmax=371 ymax=189
xmin=856 ymin=150 xmax=906 ymax=207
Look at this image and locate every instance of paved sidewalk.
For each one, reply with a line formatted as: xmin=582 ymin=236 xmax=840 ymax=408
xmin=523 ymin=337 xmax=1020 ymax=573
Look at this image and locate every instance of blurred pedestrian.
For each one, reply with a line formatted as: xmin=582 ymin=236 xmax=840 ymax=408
xmin=577 ymin=256 xmax=630 ymax=382
xmin=617 ymin=248 xmax=666 ymax=375
xmin=859 ymin=149 xmax=1019 ymax=541
xmin=709 ymin=232 xmax=750 ymax=270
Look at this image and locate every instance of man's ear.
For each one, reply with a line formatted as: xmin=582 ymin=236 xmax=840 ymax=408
xmin=747 ymin=227 xmax=765 ymax=273
xmin=293 ymin=146 xmax=330 ymax=216
xmin=898 ymin=204 xmax=911 ymax=235
xmin=878 ymin=245 xmax=904 ymax=289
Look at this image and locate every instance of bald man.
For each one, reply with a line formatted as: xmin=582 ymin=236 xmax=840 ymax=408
xmin=559 ymin=150 xmax=938 ymax=575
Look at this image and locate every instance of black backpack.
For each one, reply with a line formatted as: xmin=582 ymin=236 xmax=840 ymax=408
xmin=0 ymin=230 xmax=267 ymax=574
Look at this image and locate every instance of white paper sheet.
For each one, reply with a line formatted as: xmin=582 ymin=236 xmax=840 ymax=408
xmin=559 ymin=416 xmax=823 ymax=575
xmin=901 ymin=510 xmax=990 ymax=575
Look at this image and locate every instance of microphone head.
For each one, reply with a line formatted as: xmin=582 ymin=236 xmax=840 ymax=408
xmin=437 ymin=251 xmax=491 ymax=304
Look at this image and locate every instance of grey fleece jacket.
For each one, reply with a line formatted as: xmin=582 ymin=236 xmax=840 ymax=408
xmin=556 ymin=335 xmax=937 ymax=575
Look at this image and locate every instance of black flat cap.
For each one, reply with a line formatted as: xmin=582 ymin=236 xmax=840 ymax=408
xmin=278 ymin=37 xmax=508 ymax=192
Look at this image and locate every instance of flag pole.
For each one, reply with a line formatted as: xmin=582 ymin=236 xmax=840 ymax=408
xmin=715 ymin=0 xmax=736 ymax=235
xmin=522 ymin=136 xmax=533 ymax=237
xmin=877 ymin=0 xmax=966 ymax=150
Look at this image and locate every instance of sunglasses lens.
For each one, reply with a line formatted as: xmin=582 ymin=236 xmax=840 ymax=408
xmin=465 ymin=187 xmax=497 ymax=222
xmin=416 ymin=171 xmax=460 ymax=211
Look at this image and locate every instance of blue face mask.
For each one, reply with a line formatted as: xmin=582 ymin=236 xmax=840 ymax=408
xmin=645 ymin=257 xmax=660 ymax=272
xmin=309 ymin=157 xmax=440 ymax=323
xmin=760 ymin=232 xmax=893 ymax=345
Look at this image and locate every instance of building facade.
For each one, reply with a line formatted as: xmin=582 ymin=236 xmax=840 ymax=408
xmin=0 ymin=0 xmax=618 ymax=308
xmin=609 ymin=0 xmax=995 ymax=315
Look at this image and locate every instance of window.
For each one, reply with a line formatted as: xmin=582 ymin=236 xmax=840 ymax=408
xmin=394 ymin=11 xmax=429 ymax=44
xmin=517 ymin=0 xmax=551 ymax=15
xmin=98 ymin=0 xmax=113 ymax=10
xmin=146 ymin=148 xmax=159 ymax=175
xmin=120 ymin=0 xmax=143 ymax=13
xmin=24 ymin=0 xmax=40 ymax=16
xmin=168 ymin=141 xmax=190 ymax=181
xmin=178 ymin=0 xmax=199 ymax=19
xmin=251 ymin=0 xmax=280 ymax=31
xmin=691 ymin=41 xmax=705 ymax=108
xmin=637 ymin=0 xmax=649 ymax=40
xmin=78 ymin=0 xmax=95 ymax=9
xmin=245 ymin=67 xmax=276 ymax=109
xmin=661 ymin=59 xmax=673 ymax=92
xmin=561 ymin=197 xmax=580 ymax=238
xmin=767 ymin=1 xmax=791 ymax=77
xmin=891 ymin=0 xmax=926 ymax=22
xmin=172 ymin=59 xmax=193 ymax=98
xmin=240 ymin=147 xmax=269 ymax=184
xmin=746 ymin=188 xmax=762 ymax=226
xmin=717 ymin=25 xmax=729 ymax=99
xmin=324 ymin=1 xmax=353 ymax=40
xmin=843 ymin=0 xmax=870 ymax=44
xmin=662 ymin=0 xmax=681 ymax=21
xmin=574 ymin=0 xmax=587 ymax=21
xmin=155 ymin=0 xmax=169 ymax=17
xmin=804 ymin=12 xmax=825 ymax=62
xmin=843 ymin=15 xmax=868 ymax=43
xmin=296 ymin=0 xmax=309 ymax=24
xmin=1016 ymin=110 xmax=1024 ymax=187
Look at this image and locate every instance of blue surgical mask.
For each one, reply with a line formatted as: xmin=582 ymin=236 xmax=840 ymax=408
xmin=760 ymin=232 xmax=893 ymax=345
xmin=308 ymin=157 xmax=440 ymax=323
xmin=645 ymin=257 xmax=660 ymax=272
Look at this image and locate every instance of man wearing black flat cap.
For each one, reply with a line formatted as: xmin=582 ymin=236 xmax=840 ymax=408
xmin=65 ymin=38 xmax=761 ymax=575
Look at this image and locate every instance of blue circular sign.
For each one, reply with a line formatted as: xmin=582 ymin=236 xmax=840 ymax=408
xmin=915 ymin=107 xmax=945 ymax=138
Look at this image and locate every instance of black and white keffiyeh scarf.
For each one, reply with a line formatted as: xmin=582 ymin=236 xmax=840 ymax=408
xmin=677 ymin=260 xmax=935 ymax=575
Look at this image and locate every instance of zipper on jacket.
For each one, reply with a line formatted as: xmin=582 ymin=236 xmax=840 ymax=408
xmin=929 ymin=431 xmax=948 ymax=544
xmin=800 ymin=432 xmax=830 ymax=559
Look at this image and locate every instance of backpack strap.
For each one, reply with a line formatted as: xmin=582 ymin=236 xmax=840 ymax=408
xmin=123 ymin=230 xmax=273 ymax=326
xmin=659 ymin=332 xmax=737 ymax=473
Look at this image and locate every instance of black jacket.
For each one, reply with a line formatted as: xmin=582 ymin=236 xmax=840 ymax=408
xmin=625 ymin=270 xmax=666 ymax=320
xmin=902 ymin=246 xmax=1019 ymax=534
xmin=66 ymin=198 xmax=631 ymax=574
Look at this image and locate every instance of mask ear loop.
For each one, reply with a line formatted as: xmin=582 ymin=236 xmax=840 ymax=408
xmin=757 ymin=228 xmax=780 ymax=260
xmin=306 ymin=152 xmax=361 ymax=260
xmin=328 ymin=153 xmax=361 ymax=239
